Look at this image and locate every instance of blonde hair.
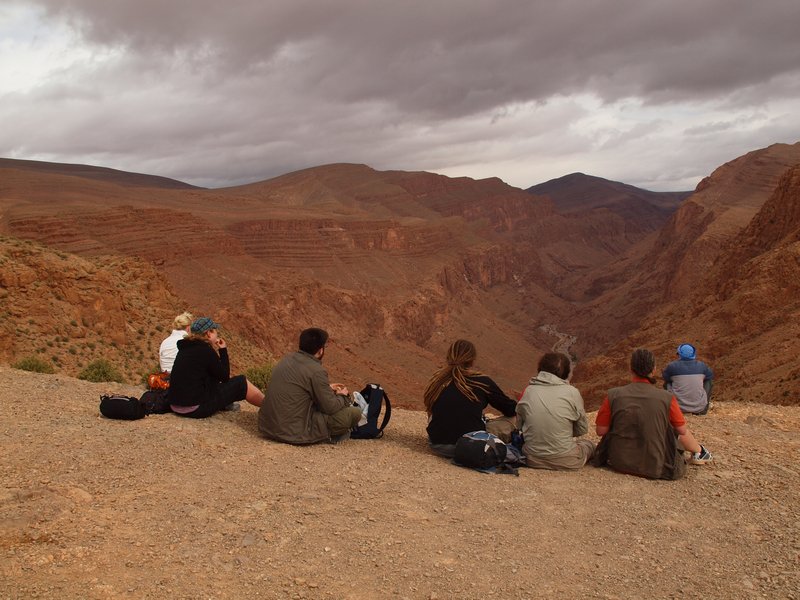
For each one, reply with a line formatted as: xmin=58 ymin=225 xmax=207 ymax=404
xmin=423 ymin=339 xmax=488 ymax=414
xmin=173 ymin=312 xmax=194 ymax=330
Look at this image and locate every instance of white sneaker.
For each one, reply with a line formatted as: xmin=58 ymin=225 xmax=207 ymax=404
xmin=690 ymin=445 xmax=713 ymax=465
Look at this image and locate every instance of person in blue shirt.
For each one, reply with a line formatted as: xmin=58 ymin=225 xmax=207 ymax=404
xmin=662 ymin=343 xmax=713 ymax=415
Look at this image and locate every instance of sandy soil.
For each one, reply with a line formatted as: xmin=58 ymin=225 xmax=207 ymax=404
xmin=1 ymin=365 xmax=799 ymax=599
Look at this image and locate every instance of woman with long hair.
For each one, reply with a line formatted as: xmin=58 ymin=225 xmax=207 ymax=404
xmin=424 ymin=339 xmax=517 ymax=457
xmin=168 ymin=317 xmax=264 ymax=418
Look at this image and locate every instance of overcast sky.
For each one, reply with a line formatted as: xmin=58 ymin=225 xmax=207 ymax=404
xmin=1 ymin=1 xmax=799 ymax=191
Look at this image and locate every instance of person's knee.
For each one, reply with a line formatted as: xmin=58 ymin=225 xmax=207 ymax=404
xmin=577 ymin=440 xmax=596 ymax=464
xmin=327 ymin=406 xmax=362 ymax=436
xmin=344 ymin=406 xmax=362 ymax=427
xmin=486 ymin=416 xmax=516 ymax=443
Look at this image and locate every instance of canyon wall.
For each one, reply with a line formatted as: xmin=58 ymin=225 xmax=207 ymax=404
xmin=2 ymin=145 xmax=799 ymax=408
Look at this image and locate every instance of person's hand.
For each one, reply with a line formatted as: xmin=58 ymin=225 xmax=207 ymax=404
xmin=216 ymin=338 xmax=227 ymax=349
xmin=330 ymin=383 xmax=349 ymax=396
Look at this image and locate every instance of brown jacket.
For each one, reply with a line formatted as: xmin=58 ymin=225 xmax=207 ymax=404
xmin=258 ymin=351 xmax=350 ymax=445
xmin=592 ymin=382 xmax=687 ymax=480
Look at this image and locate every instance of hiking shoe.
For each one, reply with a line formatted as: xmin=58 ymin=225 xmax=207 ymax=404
xmin=690 ymin=445 xmax=713 ymax=465
xmin=329 ymin=432 xmax=350 ymax=445
xmin=221 ymin=402 xmax=240 ymax=412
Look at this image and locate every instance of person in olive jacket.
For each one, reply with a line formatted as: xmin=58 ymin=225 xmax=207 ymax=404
xmin=168 ymin=317 xmax=264 ymax=418
xmin=259 ymin=328 xmax=362 ymax=445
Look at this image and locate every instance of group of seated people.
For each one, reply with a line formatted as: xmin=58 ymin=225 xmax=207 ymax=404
xmin=157 ymin=312 xmax=714 ymax=480
xmin=425 ymin=339 xmax=713 ymax=480
xmin=157 ymin=314 xmax=360 ymax=438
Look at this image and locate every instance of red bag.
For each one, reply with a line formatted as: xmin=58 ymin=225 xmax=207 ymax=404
xmin=148 ymin=371 xmax=170 ymax=390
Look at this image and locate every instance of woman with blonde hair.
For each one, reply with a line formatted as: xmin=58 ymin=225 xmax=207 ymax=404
xmin=159 ymin=311 xmax=194 ymax=373
xmin=168 ymin=317 xmax=264 ymax=418
xmin=424 ymin=339 xmax=517 ymax=457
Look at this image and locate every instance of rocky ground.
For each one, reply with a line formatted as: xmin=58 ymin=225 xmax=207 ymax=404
xmin=1 ymin=365 xmax=798 ymax=599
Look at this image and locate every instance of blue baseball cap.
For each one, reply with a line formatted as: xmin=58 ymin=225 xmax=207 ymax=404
xmin=191 ymin=317 xmax=220 ymax=334
xmin=677 ymin=343 xmax=696 ymax=360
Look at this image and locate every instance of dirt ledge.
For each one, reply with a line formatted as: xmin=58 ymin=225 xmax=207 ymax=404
xmin=1 ymin=366 xmax=798 ymax=599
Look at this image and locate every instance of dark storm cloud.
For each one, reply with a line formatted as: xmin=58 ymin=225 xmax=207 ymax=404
xmin=3 ymin=0 xmax=800 ymax=189
xmin=34 ymin=0 xmax=800 ymax=114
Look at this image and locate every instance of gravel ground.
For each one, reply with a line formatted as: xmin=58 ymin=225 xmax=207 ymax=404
xmin=1 ymin=365 xmax=799 ymax=599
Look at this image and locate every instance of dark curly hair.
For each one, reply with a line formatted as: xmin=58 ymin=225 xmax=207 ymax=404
xmin=299 ymin=328 xmax=328 ymax=355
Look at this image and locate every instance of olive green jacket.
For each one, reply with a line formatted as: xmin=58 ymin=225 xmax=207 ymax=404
xmin=258 ymin=351 xmax=350 ymax=444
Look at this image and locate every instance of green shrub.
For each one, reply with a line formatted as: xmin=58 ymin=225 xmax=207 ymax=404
xmin=245 ymin=361 xmax=275 ymax=393
xmin=78 ymin=359 xmax=124 ymax=383
xmin=12 ymin=356 xmax=55 ymax=374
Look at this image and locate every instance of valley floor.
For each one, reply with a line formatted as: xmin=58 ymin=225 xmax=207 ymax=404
xmin=1 ymin=366 xmax=798 ymax=599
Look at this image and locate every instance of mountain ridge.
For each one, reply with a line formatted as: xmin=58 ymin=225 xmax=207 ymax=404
xmin=2 ymin=145 xmax=799 ymax=410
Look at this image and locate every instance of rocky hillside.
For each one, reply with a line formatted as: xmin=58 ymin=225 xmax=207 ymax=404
xmin=528 ymin=172 xmax=689 ymax=225
xmin=575 ymin=146 xmax=800 ymax=408
xmin=0 ymin=159 xmax=674 ymax=402
xmin=0 ymin=236 xmax=271 ymax=383
xmin=1 ymin=144 xmax=799 ymax=411
xmin=0 ymin=157 xmax=200 ymax=189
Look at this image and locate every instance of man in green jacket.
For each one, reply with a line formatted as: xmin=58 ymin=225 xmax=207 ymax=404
xmin=259 ymin=328 xmax=362 ymax=445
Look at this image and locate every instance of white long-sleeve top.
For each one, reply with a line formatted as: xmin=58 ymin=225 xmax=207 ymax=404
xmin=159 ymin=329 xmax=188 ymax=372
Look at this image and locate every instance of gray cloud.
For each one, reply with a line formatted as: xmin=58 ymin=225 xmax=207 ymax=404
xmin=2 ymin=0 xmax=800 ymax=190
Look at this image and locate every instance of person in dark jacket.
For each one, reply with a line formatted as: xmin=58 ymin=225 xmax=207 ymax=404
xmin=424 ymin=339 xmax=517 ymax=458
xmin=168 ymin=317 xmax=264 ymax=418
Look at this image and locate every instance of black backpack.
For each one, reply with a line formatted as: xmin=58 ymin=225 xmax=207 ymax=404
xmin=99 ymin=390 xmax=171 ymax=420
xmin=99 ymin=394 xmax=146 ymax=420
xmin=453 ymin=431 xmax=523 ymax=475
xmin=350 ymin=383 xmax=391 ymax=439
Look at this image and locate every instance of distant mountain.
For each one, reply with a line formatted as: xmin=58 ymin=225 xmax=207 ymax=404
xmin=2 ymin=147 xmax=799 ymax=411
xmin=0 ymin=158 xmax=200 ymax=189
xmin=527 ymin=172 xmax=690 ymax=229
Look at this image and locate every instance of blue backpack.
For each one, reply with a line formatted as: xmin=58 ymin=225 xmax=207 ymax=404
xmin=350 ymin=383 xmax=391 ymax=439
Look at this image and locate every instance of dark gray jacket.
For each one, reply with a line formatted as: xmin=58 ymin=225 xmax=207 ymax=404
xmin=592 ymin=382 xmax=686 ymax=480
